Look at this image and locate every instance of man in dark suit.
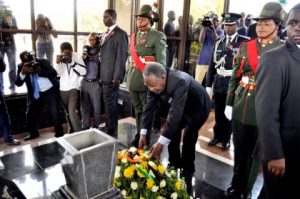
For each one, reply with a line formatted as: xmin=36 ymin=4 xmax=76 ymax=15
xmin=206 ymin=13 xmax=249 ymax=150
xmin=255 ymin=4 xmax=300 ymax=199
xmin=15 ymin=51 xmax=63 ymax=140
xmin=138 ymin=62 xmax=211 ymax=195
xmin=164 ymin=10 xmax=176 ymax=68
xmin=99 ymin=9 xmax=128 ymax=136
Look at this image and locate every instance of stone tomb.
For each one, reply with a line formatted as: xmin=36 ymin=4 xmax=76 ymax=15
xmin=52 ymin=129 xmax=121 ymax=199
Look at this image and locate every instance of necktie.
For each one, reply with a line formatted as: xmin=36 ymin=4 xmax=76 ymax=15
xmin=31 ymin=74 xmax=40 ymax=99
xmin=227 ymin=36 xmax=232 ymax=45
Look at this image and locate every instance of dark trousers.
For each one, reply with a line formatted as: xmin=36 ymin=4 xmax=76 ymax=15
xmin=258 ymin=158 xmax=300 ymax=199
xmin=0 ymin=92 xmax=13 ymax=142
xmin=213 ymin=92 xmax=232 ymax=142
xmin=130 ymin=91 xmax=147 ymax=138
xmin=27 ymin=88 xmax=63 ymax=136
xmin=231 ymin=120 xmax=260 ymax=196
xmin=166 ymin=45 xmax=175 ymax=68
xmin=80 ymin=81 xmax=101 ymax=129
xmin=168 ymin=111 xmax=209 ymax=173
xmin=102 ymin=83 xmax=119 ymax=135
xmin=60 ymin=89 xmax=81 ymax=132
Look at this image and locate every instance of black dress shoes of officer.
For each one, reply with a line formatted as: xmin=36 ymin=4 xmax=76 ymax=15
xmin=6 ymin=138 xmax=21 ymax=145
xmin=24 ymin=134 xmax=39 ymax=141
xmin=221 ymin=141 xmax=230 ymax=150
xmin=208 ymin=137 xmax=220 ymax=146
xmin=225 ymin=185 xmax=241 ymax=199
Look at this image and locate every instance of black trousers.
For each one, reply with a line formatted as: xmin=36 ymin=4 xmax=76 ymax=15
xmin=102 ymin=83 xmax=119 ymax=135
xmin=258 ymin=157 xmax=300 ymax=199
xmin=168 ymin=111 xmax=209 ymax=173
xmin=231 ymin=120 xmax=260 ymax=196
xmin=213 ymin=92 xmax=232 ymax=142
xmin=27 ymin=88 xmax=63 ymax=136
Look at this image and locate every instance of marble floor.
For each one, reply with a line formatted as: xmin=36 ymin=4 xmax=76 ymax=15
xmin=0 ymin=112 xmax=263 ymax=199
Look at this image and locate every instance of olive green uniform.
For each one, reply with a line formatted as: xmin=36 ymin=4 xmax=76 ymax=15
xmin=226 ymin=38 xmax=282 ymax=196
xmin=126 ymin=28 xmax=166 ymax=144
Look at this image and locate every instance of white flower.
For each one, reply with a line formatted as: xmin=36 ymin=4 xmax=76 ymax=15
xmin=129 ymin=147 xmax=137 ymax=153
xmin=121 ymin=190 xmax=127 ymax=197
xmin=157 ymin=196 xmax=165 ymax=199
xmin=114 ymin=171 xmax=120 ymax=179
xmin=151 ymin=185 xmax=159 ymax=192
xmin=165 ymin=171 xmax=171 ymax=177
xmin=159 ymin=180 xmax=166 ymax=188
xmin=170 ymin=170 xmax=177 ymax=176
xmin=131 ymin=181 xmax=138 ymax=190
xmin=171 ymin=192 xmax=178 ymax=199
xmin=114 ymin=166 xmax=121 ymax=178
xmin=121 ymin=158 xmax=127 ymax=163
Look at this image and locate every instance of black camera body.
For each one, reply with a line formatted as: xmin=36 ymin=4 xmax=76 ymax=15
xmin=202 ymin=16 xmax=212 ymax=27
xmin=82 ymin=45 xmax=93 ymax=61
xmin=27 ymin=60 xmax=40 ymax=72
xmin=60 ymin=55 xmax=69 ymax=64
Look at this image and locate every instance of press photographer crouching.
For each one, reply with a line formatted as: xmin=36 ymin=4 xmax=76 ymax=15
xmin=81 ymin=32 xmax=101 ymax=130
xmin=15 ymin=51 xmax=63 ymax=140
xmin=55 ymin=42 xmax=86 ymax=133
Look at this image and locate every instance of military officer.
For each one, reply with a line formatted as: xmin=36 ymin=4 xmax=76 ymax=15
xmin=224 ymin=2 xmax=285 ymax=199
xmin=126 ymin=5 xmax=167 ymax=147
xmin=206 ymin=13 xmax=249 ymax=150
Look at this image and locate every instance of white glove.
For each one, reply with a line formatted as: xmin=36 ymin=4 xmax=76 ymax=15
xmin=224 ymin=105 xmax=233 ymax=121
xmin=206 ymin=87 xmax=212 ymax=98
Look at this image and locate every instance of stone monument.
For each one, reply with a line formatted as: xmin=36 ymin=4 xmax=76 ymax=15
xmin=52 ymin=129 xmax=121 ymax=199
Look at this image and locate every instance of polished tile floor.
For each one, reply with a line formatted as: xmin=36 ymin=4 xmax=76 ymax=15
xmin=0 ymin=113 xmax=263 ymax=199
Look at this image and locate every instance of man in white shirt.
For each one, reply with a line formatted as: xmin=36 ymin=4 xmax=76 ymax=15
xmin=55 ymin=42 xmax=86 ymax=133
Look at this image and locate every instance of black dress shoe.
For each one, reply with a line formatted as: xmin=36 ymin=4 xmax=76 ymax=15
xmin=6 ymin=139 xmax=21 ymax=145
xmin=55 ymin=133 xmax=64 ymax=138
xmin=24 ymin=134 xmax=39 ymax=141
xmin=221 ymin=141 xmax=230 ymax=150
xmin=208 ymin=137 xmax=220 ymax=146
xmin=225 ymin=185 xmax=241 ymax=199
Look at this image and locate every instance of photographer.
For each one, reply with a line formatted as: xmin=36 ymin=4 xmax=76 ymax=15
xmin=55 ymin=42 xmax=86 ymax=133
xmin=0 ymin=52 xmax=20 ymax=145
xmin=195 ymin=13 xmax=224 ymax=85
xmin=81 ymin=33 xmax=101 ymax=130
xmin=15 ymin=51 xmax=63 ymax=140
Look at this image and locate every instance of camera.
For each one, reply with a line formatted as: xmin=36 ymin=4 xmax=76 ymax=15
xmin=82 ymin=45 xmax=92 ymax=61
xmin=26 ymin=60 xmax=40 ymax=72
xmin=60 ymin=54 xmax=69 ymax=64
xmin=202 ymin=16 xmax=212 ymax=27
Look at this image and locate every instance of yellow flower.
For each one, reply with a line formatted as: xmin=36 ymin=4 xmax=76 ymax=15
xmin=124 ymin=165 xmax=135 ymax=178
xmin=137 ymin=170 xmax=144 ymax=178
xmin=175 ymin=181 xmax=182 ymax=190
xmin=146 ymin=179 xmax=154 ymax=189
xmin=140 ymin=161 xmax=147 ymax=169
xmin=148 ymin=161 xmax=158 ymax=170
xmin=157 ymin=165 xmax=165 ymax=174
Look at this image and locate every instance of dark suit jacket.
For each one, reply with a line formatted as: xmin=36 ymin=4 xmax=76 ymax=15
xmin=99 ymin=26 xmax=128 ymax=83
xmin=141 ymin=69 xmax=211 ymax=139
xmin=237 ymin=27 xmax=247 ymax=36
xmin=247 ymin=23 xmax=257 ymax=39
xmin=15 ymin=59 xmax=58 ymax=100
xmin=255 ymin=40 xmax=300 ymax=161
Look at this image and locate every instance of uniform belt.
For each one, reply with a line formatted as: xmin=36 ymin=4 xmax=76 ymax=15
xmin=216 ymin=68 xmax=233 ymax=77
xmin=239 ymin=76 xmax=256 ymax=90
xmin=84 ymin=78 xmax=98 ymax=82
